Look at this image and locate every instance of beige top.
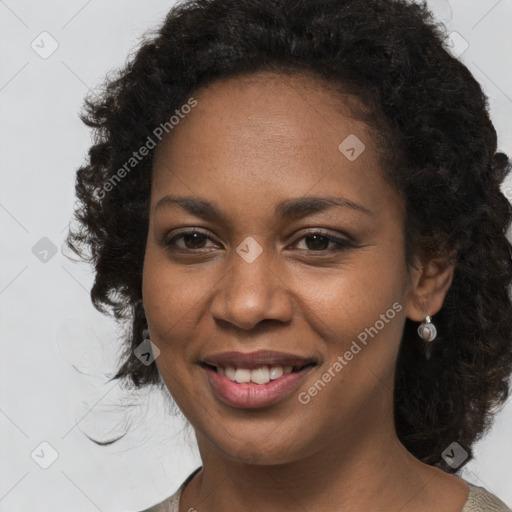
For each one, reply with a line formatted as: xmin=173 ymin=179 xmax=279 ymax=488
xmin=141 ymin=467 xmax=511 ymax=512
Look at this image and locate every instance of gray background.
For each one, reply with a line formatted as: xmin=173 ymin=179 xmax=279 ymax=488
xmin=1 ymin=1 xmax=511 ymax=510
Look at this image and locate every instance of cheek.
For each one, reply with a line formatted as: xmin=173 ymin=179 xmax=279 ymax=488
xmin=141 ymin=249 xmax=201 ymax=409
xmin=293 ymin=258 xmax=408 ymax=410
xmin=296 ymin=257 xmax=406 ymax=343
xmin=292 ymin=269 xmax=406 ymax=432
xmin=141 ymin=248 xmax=206 ymax=357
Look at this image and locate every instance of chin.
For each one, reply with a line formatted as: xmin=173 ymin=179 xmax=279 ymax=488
xmin=207 ymin=429 xmax=316 ymax=467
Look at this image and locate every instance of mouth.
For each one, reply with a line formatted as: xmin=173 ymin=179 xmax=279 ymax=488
xmin=200 ymin=361 xmax=317 ymax=385
xmin=199 ymin=350 xmax=319 ymax=409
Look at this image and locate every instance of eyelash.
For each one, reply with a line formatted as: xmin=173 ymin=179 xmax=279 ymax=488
xmin=161 ymin=229 xmax=356 ymax=254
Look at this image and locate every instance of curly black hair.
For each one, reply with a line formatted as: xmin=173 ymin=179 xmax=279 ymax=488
xmin=66 ymin=0 xmax=512 ymax=471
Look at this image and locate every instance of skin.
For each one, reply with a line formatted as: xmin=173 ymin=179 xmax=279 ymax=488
xmin=142 ymin=71 xmax=468 ymax=512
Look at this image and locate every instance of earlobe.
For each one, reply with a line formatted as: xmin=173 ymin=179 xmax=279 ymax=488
xmin=405 ymin=251 xmax=456 ymax=323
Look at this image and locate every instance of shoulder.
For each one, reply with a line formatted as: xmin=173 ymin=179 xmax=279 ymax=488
xmin=137 ymin=491 xmax=176 ymax=512
xmin=462 ymin=482 xmax=511 ymax=512
xmin=139 ymin=471 xmax=512 ymax=512
xmin=138 ymin=488 xmax=180 ymax=512
xmin=138 ymin=467 xmax=201 ymax=512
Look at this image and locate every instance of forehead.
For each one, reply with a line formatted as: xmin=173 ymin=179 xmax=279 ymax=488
xmin=158 ymin=71 xmax=370 ymax=146
xmin=150 ymin=70 xmax=400 ymax=223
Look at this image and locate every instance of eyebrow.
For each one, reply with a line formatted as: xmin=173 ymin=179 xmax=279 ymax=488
xmin=154 ymin=194 xmax=373 ymax=222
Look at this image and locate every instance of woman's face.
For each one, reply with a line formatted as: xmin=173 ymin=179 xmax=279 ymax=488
xmin=142 ymin=71 xmax=418 ymax=465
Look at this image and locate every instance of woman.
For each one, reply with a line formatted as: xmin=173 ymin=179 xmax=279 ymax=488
xmin=66 ymin=0 xmax=512 ymax=510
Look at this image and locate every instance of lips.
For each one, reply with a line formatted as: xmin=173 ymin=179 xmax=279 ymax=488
xmin=202 ymin=350 xmax=317 ymax=370
xmin=200 ymin=350 xmax=318 ymax=408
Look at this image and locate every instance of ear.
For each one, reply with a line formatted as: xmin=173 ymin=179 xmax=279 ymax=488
xmin=405 ymin=250 xmax=457 ymax=322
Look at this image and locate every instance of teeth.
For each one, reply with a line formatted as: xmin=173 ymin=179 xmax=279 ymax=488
xmin=250 ymin=366 xmax=269 ymax=384
xmin=219 ymin=365 xmax=298 ymax=384
xmin=234 ymin=368 xmax=251 ymax=383
xmin=269 ymin=366 xmax=283 ymax=380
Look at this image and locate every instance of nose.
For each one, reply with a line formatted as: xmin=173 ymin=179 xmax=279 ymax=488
xmin=210 ymin=244 xmax=294 ymax=331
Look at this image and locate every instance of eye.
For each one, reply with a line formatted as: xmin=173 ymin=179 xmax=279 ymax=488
xmin=160 ymin=229 xmax=355 ymax=254
xmin=290 ymin=231 xmax=355 ymax=252
xmin=162 ymin=229 xmax=218 ymax=251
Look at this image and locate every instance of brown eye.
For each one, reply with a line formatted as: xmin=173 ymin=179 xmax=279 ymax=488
xmin=180 ymin=232 xmax=208 ymax=249
xmin=162 ymin=229 xmax=218 ymax=251
xmin=303 ymin=234 xmax=330 ymax=251
xmin=292 ymin=231 xmax=355 ymax=253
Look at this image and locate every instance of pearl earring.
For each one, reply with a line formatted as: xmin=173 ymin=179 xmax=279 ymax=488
xmin=417 ymin=315 xmax=437 ymax=342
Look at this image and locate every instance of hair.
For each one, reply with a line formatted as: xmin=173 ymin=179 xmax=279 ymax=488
xmin=66 ymin=0 xmax=512 ymax=471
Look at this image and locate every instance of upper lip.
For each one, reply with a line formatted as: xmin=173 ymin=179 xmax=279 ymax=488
xmin=202 ymin=350 xmax=317 ymax=370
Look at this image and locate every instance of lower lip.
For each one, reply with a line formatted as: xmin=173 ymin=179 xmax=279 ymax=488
xmin=203 ymin=365 xmax=315 ymax=409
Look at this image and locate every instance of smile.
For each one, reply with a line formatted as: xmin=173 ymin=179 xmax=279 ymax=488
xmin=203 ymin=363 xmax=316 ymax=385
xmin=199 ymin=350 xmax=319 ymax=408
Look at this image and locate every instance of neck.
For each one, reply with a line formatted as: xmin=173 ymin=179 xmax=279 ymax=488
xmin=182 ymin=412 xmax=447 ymax=512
